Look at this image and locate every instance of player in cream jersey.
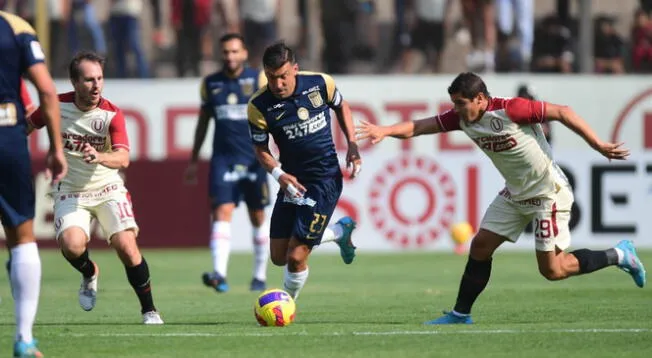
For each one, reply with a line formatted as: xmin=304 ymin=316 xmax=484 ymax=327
xmin=357 ymin=72 xmax=646 ymax=325
xmin=29 ymin=51 xmax=163 ymax=325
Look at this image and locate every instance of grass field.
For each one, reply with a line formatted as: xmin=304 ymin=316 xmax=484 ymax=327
xmin=0 ymin=249 xmax=651 ymax=357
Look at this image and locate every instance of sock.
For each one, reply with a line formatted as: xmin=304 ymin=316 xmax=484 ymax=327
xmin=571 ymin=249 xmax=618 ymax=274
xmin=283 ymin=265 xmax=309 ymax=300
xmin=320 ymin=223 xmax=344 ymax=244
xmin=125 ymin=257 xmax=156 ymax=314
xmin=252 ymin=224 xmax=269 ymax=281
xmin=64 ymin=249 xmax=96 ymax=278
xmin=10 ymin=242 xmax=41 ymax=343
xmin=453 ymin=257 xmax=492 ymax=315
xmin=210 ymin=221 xmax=231 ymax=278
xmin=613 ymin=247 xmax=624 ymax=264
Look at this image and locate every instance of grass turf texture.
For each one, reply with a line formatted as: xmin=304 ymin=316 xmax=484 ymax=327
xmin=1 ymin=249 xmax=651 ymax=357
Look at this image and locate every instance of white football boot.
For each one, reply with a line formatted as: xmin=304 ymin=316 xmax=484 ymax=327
xmin=143 ymin=311 xmax=164 ymax=325
xmin=79 ymin=262 xmax=99 ymax=311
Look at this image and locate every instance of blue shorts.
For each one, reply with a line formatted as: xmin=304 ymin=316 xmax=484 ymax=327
xmin=208 ymin=160 xmax=270 ymax=210
xmin=0 ymin=136 xmax=35 ymax=228
xmin=270 ymin=174 xmax=343 ymax=247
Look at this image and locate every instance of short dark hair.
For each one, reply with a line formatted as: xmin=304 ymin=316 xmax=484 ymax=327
xmin=69 ymin=51 xmax=105 ymax=81
xmin=447 ymin=72 xmax=490 ymax=99
xmin=219 ymin=33 xmax=246 ymax=47
xmin=262 ymin=42 xmax=295 ymax=70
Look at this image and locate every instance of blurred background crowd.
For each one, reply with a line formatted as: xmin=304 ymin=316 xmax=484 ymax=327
xmin=2 ymin=0 xmax=651 ymax=78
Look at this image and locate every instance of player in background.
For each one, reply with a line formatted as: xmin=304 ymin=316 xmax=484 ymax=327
xmin=248 ymin=42 xmax=360 ymax=300
xmin=29 ymin=51 xmax=163 ymax=325
xmin=0 ymin=11 xmax=67 ymax=358
xmin=184 ymin=33 xmax=270 ymax=292
xmin=356 ymin=72 xmax=645 ymax=324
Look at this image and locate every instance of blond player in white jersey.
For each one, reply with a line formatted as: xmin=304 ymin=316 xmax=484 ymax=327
xmin=356 ymin=72 xmax=646 ymax=324
xmin=29 ymin=51 xmax=163 ymax=325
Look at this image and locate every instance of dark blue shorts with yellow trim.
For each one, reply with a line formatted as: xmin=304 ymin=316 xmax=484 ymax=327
xmin=0 ymin=135 xmax=35 ymax=228
xmin=208 ymin=160 xmax=270 ymax=210
xmin=270 ymin=174 xmax=343 ymax=247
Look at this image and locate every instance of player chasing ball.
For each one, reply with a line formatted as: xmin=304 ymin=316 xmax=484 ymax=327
xmin=356 ymin=72 xmax=646 ymax=324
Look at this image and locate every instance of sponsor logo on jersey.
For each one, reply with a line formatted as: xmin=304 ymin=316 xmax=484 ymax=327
xmin=297 ymin=107 xmax=309 ymax=120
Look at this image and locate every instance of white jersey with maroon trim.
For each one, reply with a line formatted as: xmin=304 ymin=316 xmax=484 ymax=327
xmin=30 ymin=92 xmax=130 ymax=193
xmin=437 ymin=97 xmax=569 ymax=200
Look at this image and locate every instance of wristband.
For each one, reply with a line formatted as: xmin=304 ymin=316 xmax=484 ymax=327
xmin=271 ymin=166 xmax=285 ymax=181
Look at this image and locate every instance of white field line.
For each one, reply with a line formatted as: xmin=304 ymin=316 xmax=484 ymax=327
xmin=61 ymin=328 xmax=652 ymax=338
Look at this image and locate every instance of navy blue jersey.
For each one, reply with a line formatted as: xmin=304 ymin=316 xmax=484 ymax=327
xmin=0 ymin=11 xmax=44 ymax=134
xmin=200 ymin=67 xmax=266 ymax=165
xmin=248 ymin=72 xmax=344 ymax=181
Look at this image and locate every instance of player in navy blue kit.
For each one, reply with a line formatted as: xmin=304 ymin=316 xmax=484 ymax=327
xmin=248 ymin=42 xmax=361 ymax=300
xmin=0 ymin=11 xmax=67 ymax=357
xmin=185 ymin=33 xmax=270 ymax=292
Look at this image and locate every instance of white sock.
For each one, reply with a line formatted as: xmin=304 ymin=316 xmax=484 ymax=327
xmin=283 ymin=265 xmax=309 ymax=300
xmin=210 ymin=221 xmax=231 ymax=277
xmin=614 ymin=247 xmax=625 ymax=264
xmin=252 ymin=224 xmax=269 ymax=281
xmin=10 ymin=242 xmax=41 ymax=343
xmin=320 ymin=223 xmax=344 ymax=244
xmin=451 ymin=310 xmax=469 ymax=317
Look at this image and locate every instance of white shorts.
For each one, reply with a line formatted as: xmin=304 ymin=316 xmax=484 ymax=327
xmin=53 ymin=183 xmax=139 ymax=242
xmin=479 ymin=185 xmax=573 ymax=251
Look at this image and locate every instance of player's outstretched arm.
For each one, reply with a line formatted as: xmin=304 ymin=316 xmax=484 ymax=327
xmin=26 ymin=62 xmax=67 ymax=183
xmin=356 ymin=116 xmax=443 ymax=144
xmin=333 ymin=100 xmax=361 ymax=178
xmin=184 ymin=108 xmax=211 ymax=184
xmin=545 ymin=103 xmax=630 ymax=160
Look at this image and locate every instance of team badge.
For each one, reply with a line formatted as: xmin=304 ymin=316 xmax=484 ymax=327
xmin=308 ymin=91 xmax=323 ymax=108
xmin=490 ymin=118 xmax=503 ymax=132
xmin=91 ymin=118 xmax=104 ymax=132
xmin=241 ymin=80 xmax=254 ymax=96
xmin=227 ymin=93 xmax=238 ymax=105
xmin=297 ymin=107 xmax=309 ymax=120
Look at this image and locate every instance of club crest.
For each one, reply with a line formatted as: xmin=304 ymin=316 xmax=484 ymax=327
xmin=308 ymin=91 xmax=323 ymax=108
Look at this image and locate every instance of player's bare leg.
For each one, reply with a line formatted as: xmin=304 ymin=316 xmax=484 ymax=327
xmin=283 ymin=238 xmax=311 ymax=300
xmin=247 ymin=208 xmax=268 ymax=291
xmin=426 ymin=229 xmax=506 ymax=324
xmin=203 ymin=203 xmax=235 ymax=292
xmin=110 ymin=230 xmax=163 ymax=324
xmin=537 ymin=243 xmax=646 ymax=287
xmin=4 ymin=220 xmax=43 ymax=357
xmin=59 ymin=227 xmax=98 ymax=312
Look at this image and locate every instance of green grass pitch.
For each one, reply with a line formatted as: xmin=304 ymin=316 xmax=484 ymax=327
xmin=1 ymin=249 xmax=651 ymax=357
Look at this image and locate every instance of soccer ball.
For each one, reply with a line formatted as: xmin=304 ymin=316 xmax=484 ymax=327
xmin=254 ymin=289 xmax=296 ymax=327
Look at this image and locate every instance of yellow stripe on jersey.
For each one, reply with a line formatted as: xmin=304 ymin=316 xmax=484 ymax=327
xmin=248 ymin=86 xmax=269 ymax=130
xmin=0 ymin=11 xmax=36 ymax=35
xmin=199 ymin=78 xmax=207 ymax=103
xmin=257 ymin=71 xmax=267 ymax=88
xmin=298 ymin=71 xmax=336 ymax=103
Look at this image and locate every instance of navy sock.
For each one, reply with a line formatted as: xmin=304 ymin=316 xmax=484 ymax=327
xmin=571 ymin=249 xmax=617 ymax=274
xmin=453 ymin=257 xmax=492 ymax=315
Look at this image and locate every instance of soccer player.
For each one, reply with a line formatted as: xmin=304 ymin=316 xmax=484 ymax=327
xmin=184 ymin=33 xmax=271 ymax=292
xmin=1 ymin=11 xmax=67 ymax=357
xmin=248 ymin=42 xmax=361 ymax=300
xmin=28 ymin=51 xmax=163 ymax=325
xmin=356 ymin=72 xmax=646 ymax=324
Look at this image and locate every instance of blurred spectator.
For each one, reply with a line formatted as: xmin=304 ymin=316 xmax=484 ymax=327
xmin=593 ymin=15 xmax=624 ymax=74
xmin=320 ymin=0 xmax=358 ymax=74
xmin=531 ymin=15 xmax=573 ymax=73
xmin=641 ymin=0 xmax=652 ymax=14
xmin=496 ymin=0 xmax=533 ymax=71
xmin=400 ymin=0 xmax=452 ymax=73
xmin=461 ymin=0 xmax=496 ymax=72
xmin=109 ymin=0 xmax=150 ymax=78
xmin=216 ymin=0 xmax=240 ymax=33
xmin=297 ymin=0 xmax=308 ymax=60
xmin=68 ymin=0 xmax=107 ymax=56
xmin=240 ymin=0 xmax=279 ymax=69
xmin=49 ymin=0 xmax=70 ymax=77
xmin=172 ymin=0 xmax=212 ymax=77
xmin=374 ymin=0 xmax=397 ymax=73
xmin=631 ymin=8 xmax=652 ymax=72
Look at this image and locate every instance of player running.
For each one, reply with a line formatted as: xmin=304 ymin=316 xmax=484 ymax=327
xmin=356 ymin=72 xmax=646 ymax=324
xmin=0 ymin=11 xmax=67 ymax=358
xmin=248 ymin=42 xmax=360 ymax=300
xmin=29 ymin=51 xmax=163 ymax=325
xmin=185 ymin=33 xmax=270 ymax=292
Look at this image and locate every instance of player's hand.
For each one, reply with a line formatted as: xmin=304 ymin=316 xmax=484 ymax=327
xmin=346 ymin=142 xmax=362 ymax=179
xmin=46 ymin=149 xmax=67 ymax=185
xmin=82 ymin=142 xmax=100 ymax=164
xmin=356 ymin=120 xmax=386 ymax=144
xmin=184 ymin=162 xmax=198 ymax=185
xmin=278 ymin=173 xmax=306 ymax=198
xmin=595 ymin=141 xmax=630 ymax=161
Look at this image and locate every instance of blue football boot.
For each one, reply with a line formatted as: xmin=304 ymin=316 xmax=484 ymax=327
xmin=425 ymin=311 xmax=474 ymax=325
xmin=615 ymin=240 xmax=646 ymax=288
xmin=202 ymin=272 xmax=229 ymax=292
xmin=336 ymin=216 xmax=357 ymax=264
